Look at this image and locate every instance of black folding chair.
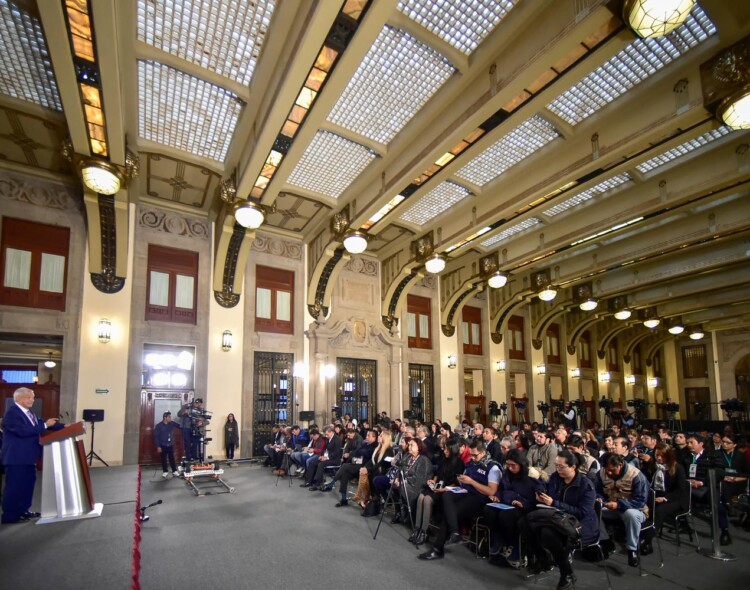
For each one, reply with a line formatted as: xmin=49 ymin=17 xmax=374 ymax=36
xmin=637 ymin=489 xmax=664 ymax=576
xmin=571 ymin=501 xmax=612 ymax=590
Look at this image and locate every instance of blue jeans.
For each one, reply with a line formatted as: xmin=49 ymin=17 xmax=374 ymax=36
xmin=602 ymin=507 xmax=646 ymax=550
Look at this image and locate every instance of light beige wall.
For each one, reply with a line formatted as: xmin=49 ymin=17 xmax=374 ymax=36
xmin=206 ymin=292 xmax=244 ymax=460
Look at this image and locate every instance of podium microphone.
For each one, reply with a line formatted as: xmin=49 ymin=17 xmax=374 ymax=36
xmin=139 ymin=499 xmax=162 ymax=522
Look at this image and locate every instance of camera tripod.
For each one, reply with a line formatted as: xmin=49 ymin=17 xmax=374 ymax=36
xmin=374 ymin=463 xmax=415 ymax=541
xmin=85 ymin=420 xmax=109 ymax=467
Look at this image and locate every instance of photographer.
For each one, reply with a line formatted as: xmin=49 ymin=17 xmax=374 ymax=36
xmin=560 ymin=401 xmax=577 ymax=430
xmin=177 ymin=398 xmax=205 ymax=461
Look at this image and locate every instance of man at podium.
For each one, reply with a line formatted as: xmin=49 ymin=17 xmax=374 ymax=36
xmin=1 ymin=387 xmax=63 ymax=524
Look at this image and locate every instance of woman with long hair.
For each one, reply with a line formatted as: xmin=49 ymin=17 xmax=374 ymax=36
xmin=410 ymin=439 xmax=464 ymax=544
xmin=650 ymin=442 xmax=689 ymax=548
xmin=353 ymin=430 xmax=394 ymax=513
xmin=224 ymin=413 xmax=239 ymax=463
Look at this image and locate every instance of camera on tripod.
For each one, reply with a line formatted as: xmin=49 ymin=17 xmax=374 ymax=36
xmin=537 ymin=401 xmax=550 ymax=413
xmin=599 ymin=397 xmax=614 ymax=412
xmin=627 ymin=398 xmax=646 ymax=410
xmin=551 ymin=399 xmax=565 ymax=411
xmin=664 ymin=402 xmax=680 ymax=413
xmin=513 ymin=400 xmax=526 ymax=412
xmin=572 ymin=399 xmax=585 ymax=411
xmin=499 ymin=402 xmax=508 ymax=412
xmin=720 ymin=398 xmax=744 ymax=416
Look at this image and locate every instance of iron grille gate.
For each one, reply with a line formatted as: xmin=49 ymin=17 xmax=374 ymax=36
xmin=408 ymin=363 xmax=434 ymax=423
xmin=336 ymin=358 xmax=376 ymax=424
xmin=253 ymin=352 xmax=294 ymax=457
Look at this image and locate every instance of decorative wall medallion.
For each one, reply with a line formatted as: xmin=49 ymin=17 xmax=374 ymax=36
xmin=138 ymin=206 xmax=209 ymax=239
xmin=252 ymin=234 xmax=302 ymax=259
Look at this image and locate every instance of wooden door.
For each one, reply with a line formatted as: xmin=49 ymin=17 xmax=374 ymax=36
xmin=1 ymin=384 xmax=59 ymax=420
xmin=465 ymin=394 xmax=486 ymax=425
xmin=138 ymin=389 xmax=189 ymax=464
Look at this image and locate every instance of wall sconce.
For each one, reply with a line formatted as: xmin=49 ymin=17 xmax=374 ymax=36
xmin=322 ymin=364 xmax=337 ymax=378
xmin=626 ymin=374 xmax=636 ymax=385
xmin=221 ymin=330 xmax=233 ymax=351
xmin=495 ymin=360 xmax=506 ymax=372
xmin=97 ymin=319 xmax=111 ymax=343
xmin=293 ymin=362 xmax=307 ymax=378
xmin=600 ymin=371 xmax=611 ymax=382
xmin=448 ymin=354 xmax=457 ymax=369
xmin=571 ymin=367 xmax=581 ymax=379
xmin=536 ymin=364 xmax=546 ymax=375
xmin=647 ymin=377 xmax=659 ymax=388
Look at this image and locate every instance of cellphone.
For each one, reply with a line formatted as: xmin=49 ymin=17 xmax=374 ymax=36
xmin=436 ymin=481 xmax=444 ymax=490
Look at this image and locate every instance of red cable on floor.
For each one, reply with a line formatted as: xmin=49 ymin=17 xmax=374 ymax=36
xmin=131 ymin=465 xmax=142 ymax=590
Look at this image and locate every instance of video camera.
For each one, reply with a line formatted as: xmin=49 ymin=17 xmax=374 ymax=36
xmin=513 ymin=400 xmax=526 ymax=411
xmin=664 ymin=402 xmax=680 ymax=414
xmin=572 ymin=399 xmax=585 ymax=411
xmin=627 ymin=398 xmax=647 ymax=410
xmin=499 ymin=402 xmax=508 ymax=413
xmin=599 ymin=397 xmax=614 ymax=412
xmin=720 ymin=398 xmax=744 ymax=416
xmin=537 ymin=401 xmax=550 ymax=414
xmin=551 ymin=399 xmax=565 ymax=410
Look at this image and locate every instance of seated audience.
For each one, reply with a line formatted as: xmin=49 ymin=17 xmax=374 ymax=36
xmin=650 ymin=442 xmax=688 ymax=548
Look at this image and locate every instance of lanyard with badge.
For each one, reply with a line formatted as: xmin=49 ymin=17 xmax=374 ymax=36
xmin=689 ymin=452 xmax=700 ymax=478
xmin=723 ymin=451 xmax=737 ymax=475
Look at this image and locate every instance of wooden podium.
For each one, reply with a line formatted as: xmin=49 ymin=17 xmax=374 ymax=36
xmin=37 ymin=421 xmax=103 ymax=524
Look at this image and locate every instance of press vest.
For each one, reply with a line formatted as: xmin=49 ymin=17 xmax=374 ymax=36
xmin=600 ymin=463 xmax=648 ymax=515
xmin=462 ymin=458 xmax=499 ymax=497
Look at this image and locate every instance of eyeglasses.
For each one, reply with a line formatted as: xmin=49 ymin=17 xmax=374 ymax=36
xmin=470 ymin=452 xmax=480 ymax=458
xmin=554 ymin=463 xmax=570 ymax=470
xmin=721 ymin=440 xmax=735 ymax=445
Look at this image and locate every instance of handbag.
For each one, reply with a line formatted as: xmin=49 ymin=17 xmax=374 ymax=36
xmin=525 ymin=508 xmax=581 ymax=540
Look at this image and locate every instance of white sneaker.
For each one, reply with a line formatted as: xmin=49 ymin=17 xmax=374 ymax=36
xmin=172 ymin=471 xmax=180 ymax=477
xmin=162 ymin=472 xmax=169 ymax=478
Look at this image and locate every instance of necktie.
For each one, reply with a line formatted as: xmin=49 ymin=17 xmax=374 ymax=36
xmin=27 ymin=410 xmax=37 ymax=425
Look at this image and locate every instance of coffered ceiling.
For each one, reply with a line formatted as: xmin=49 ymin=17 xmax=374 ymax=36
xmin=0 ymin=0 xmax=749 ymax=338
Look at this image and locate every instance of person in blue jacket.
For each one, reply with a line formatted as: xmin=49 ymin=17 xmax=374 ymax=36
xmin=519 ymin=450 xmax=597 ymax=590
xmin=1 ymin=387 xmax=63 ymax=524
xmin=154 ymin=411 xmax=181 ymax=478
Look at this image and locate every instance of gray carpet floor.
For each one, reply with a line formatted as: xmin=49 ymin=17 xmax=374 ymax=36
xmin=2 ymin=462 xmax=750 ymax=589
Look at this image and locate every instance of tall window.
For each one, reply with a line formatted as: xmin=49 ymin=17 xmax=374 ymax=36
xmin=607 ymin=337 xmax=620 ymax=372
xmin=545 ymin=323 xmax=561 ymax=364
xmin=462 ymin=306 xmax=482 ymax=355
xmin=682 ymin=345 xmax=707 ymax=379
xmin=0 ymin=217 xmax=70 ymax=311
xmin=578 ymin=331 xmax=592 ymax=368
xmin=407 ymin=294 xmax=431 ymax=349
xmin=146 ymin=244 xmax=198 ymax=324
xmin=255 ymin=265 xmax=293 ymax=334
xmin=507 ymin=315 xmax=525 ymax=360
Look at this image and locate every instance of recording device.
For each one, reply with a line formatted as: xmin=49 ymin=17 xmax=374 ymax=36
xmin=513 ymin=400 xmax=526 ymax=411
xmin=599 ymin=397 xmax=614 ymax=412
xmin=537 ymin=401 xmax=550 ymax=414
xmin=719 ymin=398 xmax=744 ymax=415
xmin=489 ymin=400 xmax=499 ymax=417
xmin=499 ymin=402 xmax=508 ymax=412
xmin=551 ymin=399 xmax=565 ymax=410
xmin=139 ymin=499 xmax=162 ymax=522
xmin=665 ymin=402 xmax=680 ymax=414
xmin=627 ymin=398 xmax=646 ymax=410
xmin=571 ymin=399 xmax=585 ymax=411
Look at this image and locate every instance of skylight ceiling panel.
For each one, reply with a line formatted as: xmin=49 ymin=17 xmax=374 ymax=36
xmin=0 ymin=0 xmax=61 ymax=110
xmin=547 ymin=6 xmax=715 ymax=126
xmin=326 ymin=25 xmax=455 ymax=146
xmin=480 ymin=217 xmax=540 ymax=248
xmin=636 ymin=127 xmax=733 ymax=173
xmin=138 ymin=61 xmax=242 ymax=161
xmin=543 ymin=173 xmax=631 ymax=217
xmin=396 ymin=0 xmax=518 ymax=55
xmin=455 ymin=116 xmax=559 ymax=187
xmin=399 ymin=181 xmax=470 ymax=225
xmin=286 ymin=131 xmax=376 ymax=199
xmin=137 ymin=0 xmax=276 ymax=85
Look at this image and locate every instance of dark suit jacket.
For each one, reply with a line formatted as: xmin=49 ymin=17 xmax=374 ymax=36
xmin=1 ymin=404 xmax=49 ymax=466
xmin=323 ymin=434 xmax=343 ymax=465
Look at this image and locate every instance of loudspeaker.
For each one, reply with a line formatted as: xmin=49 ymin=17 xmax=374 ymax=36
xmin=83 ymin=409 xmax=105 ymax=422
xmin=299 ymin=411 xmax=315 ymax=422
